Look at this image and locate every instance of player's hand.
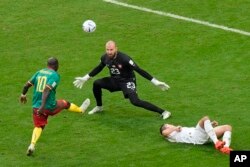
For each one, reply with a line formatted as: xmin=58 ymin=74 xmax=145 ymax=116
xmin=20 ymin=94 xmax=27 ymax=104
xmin=73 ymin=74 xmax=90 ymax=89
xmin=37 ymin=108 xmax=45 ymax=116
xmin=211 ymin=121 xmax=218 ymax=127
xmin=151 ymin=78 xmax=170 ymax=91
xmin=176 ymin=126 xmax=182 ymax=132
xmin=157 ymin=81 xmax=170 ymax=91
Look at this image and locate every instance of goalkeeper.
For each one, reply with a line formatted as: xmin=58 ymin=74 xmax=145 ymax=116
xmin=74 ymin=40 xmax=171 ymax=119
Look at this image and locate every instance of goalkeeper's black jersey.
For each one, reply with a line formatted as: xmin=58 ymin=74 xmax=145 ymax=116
xmin=89 ymin=51 xmax=153 ymax=81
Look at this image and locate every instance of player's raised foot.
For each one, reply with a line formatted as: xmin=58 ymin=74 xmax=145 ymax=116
xmin=215 ymin=140 xmax=225 ymax=150
xmin=80 ymin=98 xmax=90 ymax=113
xmin=88 ymin=106 xmax=103 ymax=115
xmin=162 ymin=111 xmax=171 ymax=120
xmin=26 ymin=144 xmax=35 ymax=156
xmin=220 ymin=147 xmax=233 ymax=155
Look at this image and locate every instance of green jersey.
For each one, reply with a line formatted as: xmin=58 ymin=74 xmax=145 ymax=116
xmin=29 ymin=68 xmax=60 ymax=110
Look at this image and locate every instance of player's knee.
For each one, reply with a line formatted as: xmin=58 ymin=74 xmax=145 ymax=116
xmin=93 ymin=80 xmax=103 ymax=88
xmin=225 ymin=125 xmax=232 ymax=131
xmin=65 ymin=101 xmax=71 ymax=109
xmin=203 ymin=116 xmax=209 ymax=120
xmin=59 ymin=100 xmax=70 ymax=109
xmin=37 ymin=125 xmax=45 ymax=130
xmin=130 ymin=98 xmax=142 ymax=107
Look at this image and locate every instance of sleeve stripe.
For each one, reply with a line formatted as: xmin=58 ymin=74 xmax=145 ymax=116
xmin=28 ymin=81 xmax=34 ymax=86
xmin=46 ymin=85 xmax=52 ymax=90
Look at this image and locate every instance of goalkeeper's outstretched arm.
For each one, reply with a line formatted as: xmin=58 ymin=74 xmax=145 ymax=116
xmin=73 ymin=62 xmax=105 ymax=89
xmin=133 ymin=64 xmax=170 ymax=91
xmin=88 ymin=62 xmax=105 ymax=77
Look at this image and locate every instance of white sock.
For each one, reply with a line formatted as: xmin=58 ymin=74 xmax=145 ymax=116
xmin=204 ymin=120 xmax=218 ymax=144
xmin=223 ymin=131 xmax=231 ymax=147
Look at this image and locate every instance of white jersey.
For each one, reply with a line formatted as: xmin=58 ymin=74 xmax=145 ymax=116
xmin=166 ymin=124 xmax=210 ymax=145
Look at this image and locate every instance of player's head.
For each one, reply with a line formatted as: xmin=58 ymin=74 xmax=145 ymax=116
xmin=105 ymin=40 xmax=117 ymax=59
xmin=160 ymin=124 xmax=168 ymax=136
xmin=160 ymin=124 xmax=174 ymax=137
xmin=47 ymin=57 xmax=59 ymax=71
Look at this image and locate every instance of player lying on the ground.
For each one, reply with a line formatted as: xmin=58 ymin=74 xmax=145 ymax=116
xmin=160 ymin=116 xmax=233 ymax=154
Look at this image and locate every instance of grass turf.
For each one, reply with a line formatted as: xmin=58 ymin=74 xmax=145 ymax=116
xmin=0 ymin=0 xmax=249 ymax=166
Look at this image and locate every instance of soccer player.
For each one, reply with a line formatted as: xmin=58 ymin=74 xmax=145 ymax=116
xmin=20 ymin=57 xmax=90 ymax=156
xmin=160 ymin=116 xmax=233 ymax=154
xmin=73 ymin=40 xmax=171 ymax=119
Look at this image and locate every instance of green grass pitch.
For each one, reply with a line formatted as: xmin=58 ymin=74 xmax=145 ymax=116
xmin=0 ymin=0 xmax=249 ymax=166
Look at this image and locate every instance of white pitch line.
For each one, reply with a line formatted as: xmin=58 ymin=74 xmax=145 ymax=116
xmin=103 ymin=0 xmax=250 ymax=37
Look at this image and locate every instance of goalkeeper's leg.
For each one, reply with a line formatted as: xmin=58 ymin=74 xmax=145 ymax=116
xmin=127 ymin=93 xmax=165 ymax=114
xmin=92 ymin=77 xmax=120 ymax=106
xmin=89 ymin=77 xmax=120 ymax=114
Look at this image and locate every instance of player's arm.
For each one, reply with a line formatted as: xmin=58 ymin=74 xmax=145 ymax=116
xmin=176 ymin=126 xmax=182 ymax=132
xmin=130 ymin=60 xmax=170 ymax=91
xmin=37 ymin=86 xmax=51 ymax=115
xmin=162 ymin=125 xmax=181 ymax=137
xmin=163 ymin=125 xmax=182 ymax=137
xmin=133 ymin=63 xmax=154 ymax=80
xmin=73 ymin=61 xmax=105 ymax=89
xmin=89 ymin=62 xmax=105 ymax=77
xmin=211 ymin=121 xmax=218 ymax=127
xmin=20 ymin=81 xmax=33 ymax=104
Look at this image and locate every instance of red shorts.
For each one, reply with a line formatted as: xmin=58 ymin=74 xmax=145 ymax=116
xmin=33 ymin=99 xmax=69 ymax=127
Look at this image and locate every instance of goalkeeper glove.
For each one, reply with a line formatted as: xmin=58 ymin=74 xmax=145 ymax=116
xmin=151 ymin=78 xmax=170 ymax=91
xmin=73 ymin=74 xmax=91 ymax=89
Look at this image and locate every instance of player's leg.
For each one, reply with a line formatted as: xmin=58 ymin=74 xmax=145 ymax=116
xmin=27 ymin=109 xmax=48 ymax=156
xmin=27 ymin=126 xmax=43 ymax=156
xmin=67 ymin=99 xmax=90 ymax=113
xmin=199 ymin=116 xmax=225 ymax=149
xmin=127 ymin=92 xmax=171 ymax=119
xmin=127 ymin=92 xmax=161 ymax=113
xmin=120 ymin=80 xmax=170 ymax=119
xmin=89 ymin=77 xmax=120 ymax=114
xmin=51 ymin=99 xmax=90 ymax=114
xmin=214 ymin=125 xmax=233 ymax=154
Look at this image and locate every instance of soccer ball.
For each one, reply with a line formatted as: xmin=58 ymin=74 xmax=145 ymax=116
xmin=82 ymin=20 xmax=96 ymax=33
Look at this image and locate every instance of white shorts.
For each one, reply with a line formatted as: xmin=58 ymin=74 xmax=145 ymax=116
xmin=192 ymin=123 xmax=210 ymax=144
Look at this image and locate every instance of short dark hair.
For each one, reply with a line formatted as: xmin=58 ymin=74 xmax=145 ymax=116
xmin=159 ymin=124 xmax=167 ymax=135
xmin=47 ymin=57 xmax=58 ymax=66
xmin=47 ymin=57 xmax=59 ymax=71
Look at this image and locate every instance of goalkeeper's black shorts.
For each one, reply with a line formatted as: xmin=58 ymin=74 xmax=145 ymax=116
xmin=95 ymin=76 xmax=137 ymax=98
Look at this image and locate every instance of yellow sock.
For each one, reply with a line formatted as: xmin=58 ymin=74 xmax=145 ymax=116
xmin=31 ymin=127 xmax=42 ymax=145
xmin=68 ymin=103 xmax=82 ymax=113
